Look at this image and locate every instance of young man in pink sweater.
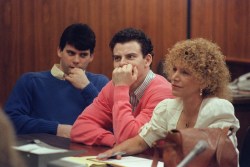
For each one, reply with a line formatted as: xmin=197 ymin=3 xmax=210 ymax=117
xmin=70 ymin=28 xmax=173 ymax=147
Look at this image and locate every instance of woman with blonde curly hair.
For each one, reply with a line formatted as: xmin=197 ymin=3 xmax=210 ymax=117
xmin=97 ymin=38 xmax=240 ymax=162
xmin=164 ymin=38 xmax=232 ymax=101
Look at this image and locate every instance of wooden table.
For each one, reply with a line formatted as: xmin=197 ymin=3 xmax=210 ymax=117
xmin=16 ymin=133 xmax=155 ymax=167
xmin=17 ymin=133 xmax=112 ymax=156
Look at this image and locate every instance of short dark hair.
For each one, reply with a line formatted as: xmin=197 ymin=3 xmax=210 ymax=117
xmin=59 ymin=23 xmax=96 ymax=54
xmin=109 ymin=28 xmax=154 ymax=58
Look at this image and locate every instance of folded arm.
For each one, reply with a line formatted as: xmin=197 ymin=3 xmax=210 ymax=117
xmin=71 ymin=83 xmax=116 ymax=147
xmin=113 ymin=82 xmax=173 ymax=144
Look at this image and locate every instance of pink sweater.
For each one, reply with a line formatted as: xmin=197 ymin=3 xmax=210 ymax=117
xmin=70 ymin=74 xmax=173 ymax=147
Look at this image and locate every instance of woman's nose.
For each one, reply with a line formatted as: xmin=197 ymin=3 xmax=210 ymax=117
xmin=171 ymin=71 xmax=179 ymax=81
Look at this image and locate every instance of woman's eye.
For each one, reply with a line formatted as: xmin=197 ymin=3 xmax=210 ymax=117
xmin=182 ymin=70 xmax=190 ymax=75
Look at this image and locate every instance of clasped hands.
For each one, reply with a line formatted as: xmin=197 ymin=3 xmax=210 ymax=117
xmin=64 ymin=68 xmax=90 ymax=89
xmin=112 ymin=64 xmax=138 ymax=87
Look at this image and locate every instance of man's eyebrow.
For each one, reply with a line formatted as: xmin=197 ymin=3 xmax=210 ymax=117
xmin=126 ymin=53 xmax=137 ymax=56
xmin=112 ymin=54 xmax=120 ymax=57
xmin=80 ymin=50 xmax=90 ymax=53
xmin=66 ymin=49 xmax=76 ymax=53
xmin=80 ymin=52 xmax=89 ymax=55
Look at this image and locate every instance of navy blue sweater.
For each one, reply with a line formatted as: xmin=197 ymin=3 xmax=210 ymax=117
xmin=4 ymin=71 xmax=109 ymax=135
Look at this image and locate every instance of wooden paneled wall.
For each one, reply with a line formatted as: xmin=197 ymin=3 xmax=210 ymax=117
xmin=0 ymin=0 xmax=187 ymax=106
xmin=191 ymin=0 xmax=250 ymax=80
xmin=191 ymin=0 xmax=250 ymax=61
xmin=0 ymin=0 xmax=249 ymax=106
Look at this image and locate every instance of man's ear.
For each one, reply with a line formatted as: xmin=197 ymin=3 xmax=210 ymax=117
xmin=57 ymin=47 xmax=62 ymax=58
xmin=144 ymin=54 xmax=153 ymax=67
xmin=89 ymin=53 xmax=94 ymax=62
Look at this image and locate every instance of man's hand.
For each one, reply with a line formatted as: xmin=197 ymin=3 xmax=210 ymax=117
xmin=112 ymin=64 xmax=138 ymax=87
xmin=57 ymin=124 xmax=72 ymax=138
xmin=65 ymin=68 xmax=90 ymax=89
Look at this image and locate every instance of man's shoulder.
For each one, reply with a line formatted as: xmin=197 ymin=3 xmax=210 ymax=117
xmin=151 ymin=74 xmax=171 ymax=86
xmin=20 ymin=71 xmax=51 ymax=81
xmin=143 ymin=74 xmax=172 ymax=97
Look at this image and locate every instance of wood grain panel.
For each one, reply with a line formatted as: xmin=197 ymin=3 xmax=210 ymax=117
xmin=191 ymin=0 xmax=250 ymax=150
xmin=191 ymin=0 xmax=250 ymax=61
xmin=0 ymin=0 xmax=187 ymax=105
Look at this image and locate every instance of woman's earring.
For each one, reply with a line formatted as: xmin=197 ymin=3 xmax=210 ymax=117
xmin=200 ymin=89 xmax=203 ymax=96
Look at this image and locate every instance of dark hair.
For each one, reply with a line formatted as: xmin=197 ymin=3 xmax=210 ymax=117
xmin=59 ymin=23 xmax=96 ymax=54
xmin=109 ymin=28 xmax=154 ymax=58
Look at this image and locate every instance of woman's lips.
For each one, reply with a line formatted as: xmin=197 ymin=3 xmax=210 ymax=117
xmin=172 ymin=84 xmax=182 ymax=88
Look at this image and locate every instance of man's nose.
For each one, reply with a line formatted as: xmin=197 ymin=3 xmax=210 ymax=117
xmin=119 ymin=58 xmax=128 ymax=67
xmin=73 ymin=55 xmax=80 ymax=63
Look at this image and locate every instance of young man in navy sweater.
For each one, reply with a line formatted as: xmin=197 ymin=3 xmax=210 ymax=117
xmin=4 ymin=23 xmax=109 ymax=138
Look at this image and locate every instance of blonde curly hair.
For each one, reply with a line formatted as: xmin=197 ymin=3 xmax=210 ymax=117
xmin=164 ymin=38 xmax=232 ymax=101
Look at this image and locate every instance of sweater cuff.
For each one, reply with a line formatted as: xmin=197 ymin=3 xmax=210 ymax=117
xmin=39 ymin=121 xmax=58 ymax=135
xmin=81 ymin=83 xmax=98 ymax=99
xmin=99 ymin=134 xmax=116 ymax=147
